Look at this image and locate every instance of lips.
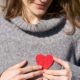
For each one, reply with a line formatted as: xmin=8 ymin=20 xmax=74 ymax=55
xmin=35 ymin=3 xmax=46 ymax=9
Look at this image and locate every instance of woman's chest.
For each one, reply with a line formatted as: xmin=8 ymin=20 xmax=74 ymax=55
xmin=0 ymin=30 xmax=73 ymax=72
xmin=0 ymin=32 xmax=72 ymax=57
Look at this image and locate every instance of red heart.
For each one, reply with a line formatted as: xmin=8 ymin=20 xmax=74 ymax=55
xmin=36 ymin=54 xmax=54 ymax=69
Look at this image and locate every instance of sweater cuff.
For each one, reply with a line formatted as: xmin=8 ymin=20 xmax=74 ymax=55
xmin=69 ymin=63 xmax=80 ymax=80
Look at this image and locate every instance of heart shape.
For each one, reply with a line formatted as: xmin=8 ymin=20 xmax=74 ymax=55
xmin=36 ymin=54 xmax=54 ymax=69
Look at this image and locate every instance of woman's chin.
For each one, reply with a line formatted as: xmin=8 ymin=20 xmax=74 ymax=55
xmin=35 ymin=11 xmax=46 ymax=16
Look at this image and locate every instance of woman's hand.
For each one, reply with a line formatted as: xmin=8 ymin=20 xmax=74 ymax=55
xmin=43 ymin=57 xmax=72 ymax=80
xmin=0 ymin=60 xmax=43 ymax=80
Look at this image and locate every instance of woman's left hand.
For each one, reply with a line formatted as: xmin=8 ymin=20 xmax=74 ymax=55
xmin=43 ymin=57 xmax=72 ymax=80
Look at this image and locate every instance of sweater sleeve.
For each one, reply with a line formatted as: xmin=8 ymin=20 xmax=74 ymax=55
xmin=69 ymin=31 xmax=80 ymax=80
xmin=69 ymin=63 xmax=80 ymax=80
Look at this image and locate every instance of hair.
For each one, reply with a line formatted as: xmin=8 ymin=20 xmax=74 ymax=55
xmin=5 ymin=0 xmax=22 ymax=19
xmin=0 ymin=0 xmax=8 ymax=16
xmin=5 ymin=0 xmax=62 ymax=19
xmin=61 ymin=0 xmax=80 ymax=28
xmin=5 ymin=0 xmax=80 ymax=31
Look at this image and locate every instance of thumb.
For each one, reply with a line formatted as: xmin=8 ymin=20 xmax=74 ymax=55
xmin=53 ymin=57 xmax=68 ymax=69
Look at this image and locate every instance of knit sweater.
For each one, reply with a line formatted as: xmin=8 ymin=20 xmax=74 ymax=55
xmin=0 ymin=16 xmax=80 ymax=80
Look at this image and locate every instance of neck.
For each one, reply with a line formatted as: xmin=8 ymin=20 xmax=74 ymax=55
xmin=22 ymin=6 xmax=41 ymax=24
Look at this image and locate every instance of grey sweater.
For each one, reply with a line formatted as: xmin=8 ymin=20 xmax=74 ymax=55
xmin=0 ymin=16 xmax=80 ymax=80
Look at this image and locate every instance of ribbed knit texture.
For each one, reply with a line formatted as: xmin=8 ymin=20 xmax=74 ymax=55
xmin=0 ymin=16 xmax=80 ymax=80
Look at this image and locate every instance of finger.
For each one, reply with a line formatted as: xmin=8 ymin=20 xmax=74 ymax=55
xmin=43 ymin=73 xmax=68 ymax=80
xmin=17 ymin=70 xmax=43 ymax=80
xmin=43 ymin=77 xmax=48 ymax=80
xmin=19 ymin=65 xmax=42 ymax=74
xmin=53 ymin=57 xmax=69 ymax=69
xmin=43 ymin=69 xmax=68 ymax=76
xmin=36 ymin=77 xmax=43 ymax=80
xmin=10 ymin=60 xmax=28 ymax=69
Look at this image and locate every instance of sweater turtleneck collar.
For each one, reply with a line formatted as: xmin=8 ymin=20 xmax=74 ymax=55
xmin=11 ymin=16 xmax=66 ymax=33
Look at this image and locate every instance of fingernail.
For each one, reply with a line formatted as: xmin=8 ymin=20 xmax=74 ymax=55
xmin=39 ymin=65 xmax=42 ymax=68
xmin=43 ymin=73 xmax=45 ymax=76
xmin=23 ymin=60 xmax=28 ymax=63
xmin=43 ymin=69 xmax=47 ymax=72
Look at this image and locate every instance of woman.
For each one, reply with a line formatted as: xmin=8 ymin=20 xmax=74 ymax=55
xmin=0 ymin=0 xmax=80 ymax=80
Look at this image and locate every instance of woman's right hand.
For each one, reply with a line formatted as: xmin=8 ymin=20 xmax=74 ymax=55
xmin=0 ymin=60 xmax=43 ymax=80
